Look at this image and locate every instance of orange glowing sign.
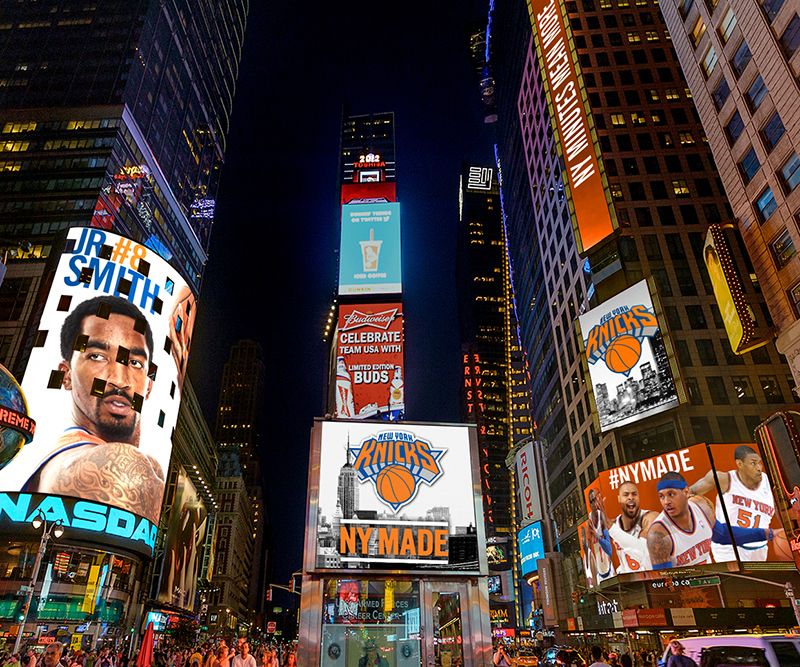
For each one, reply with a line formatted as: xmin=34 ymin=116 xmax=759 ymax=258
xmin=527 ymin=0 xmax=617 ymax=253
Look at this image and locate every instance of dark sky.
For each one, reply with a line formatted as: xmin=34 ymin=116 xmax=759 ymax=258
xmin=187 ymin=0 xmax=496 ymax=586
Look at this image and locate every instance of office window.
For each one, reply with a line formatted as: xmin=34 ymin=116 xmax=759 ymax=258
xmin=721 ymin=337 xmax=745 ymax=365
xmin=625 ymin=90 xmax=641 ymax=105
xmin=757 ymin=187 xmax=777 ymax=221
xmin=628 ymin=31 xmax=642 ymax=42
xmin=618 ymin=135 xmax=633 ymax=150
xmin=680 ymin=0 xmax=696 ymax=18
xmin=771 ymin=228 xmax=797 ymax=268
xmin=614 ymin=51 xmax=630 ymax=65
xmin=691 ymin=416 xmax=714 ymax=443
xmin=646 ymin=89 xmax=660 ymax=102
xmin=658 ymin=132 xmax=674 ymax=147
xmin=651 ymin=110 xmax=666 ymax=125
xmin=726 ymin=110 xmax=745 ymax=144
xmin=675 ymin=339 xmax=693 ymax=366
xmin=781 ymin=152 xmax=800 ymax=191
xmin=651 ymin=181 xmax=668 ymax=198
xmin=619 ymin=236 xmax=640 ymax=261
xmin=731 ymin=39 xmax=752 ymax=77
xmin=746 ymin=75 xmax=768 ymax=109
xmin=611 ymin=183 xmax=624 ymax=199
xmin=600 ymin=0 xmax=613 ymax=7
xmin=685 ymin=377 xmax=703 ymax=405
xmin=702 ymin=45 xmax=718 ymax=76
xmin=658 ymin=206 xmax=676 ymax=225
xmin=762 ymin=0 xmax=786 ymax=22
xmin=631 ymin=111 xmax=647 ymax=125
xmin=630 ymin=182 xmax=646 ymax=199
xmin=673 ymin=179 xmax=691 ymax=196
xmin=696 ymin=339 xmax=718 ymax=365
xmin=761 ymin=375 xmax=784 ymax=403
xmin=611 ymin=113 xmax=626 ymax=126
xmin=610 ymin=33 xmax=624 ymax=46
xmin=739 ymin=146 xmax=760 ymax=183
xmin=646 ymin=30 xmax=660 ymax=41
xmin=643 ymin=156 xmax=660 ymax=172
xmin=677 ymin=268 xmax=699 ymax=296
xmin=637 ymin=208 xmax=655 ymax=227
xmin=780 ymin=14 xmax=800 ymax=57
xmin=712 ymin=77 xmax=730 ymax=109
xmin=707 ymin=376 xmax=730 ymax=404
xmin=686 ymin=305 xmax=708 ymax=328
xmin=752 ymin=346 xmax=772 ymax=364
xmin=761 ymin=111 xmax=785 ymax=151
xmin=718 ymin=416 xmax=740 ymax=442
xmin=733 ymin=377 xmax=756 ymax=403
xmin=652 ymin=268 xmax=673 ymax=295
xmin=638 ymin=134 xmax=654 ymax=150
xmin=719 ymin=7 xmax=737 ymax=42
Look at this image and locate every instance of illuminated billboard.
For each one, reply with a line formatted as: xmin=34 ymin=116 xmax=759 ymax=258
xmin=157 ymin=467 xmax=208 ymax=611
xmin=704 ymin=224 xmax=770 ymax=354
xmin=518 ymin=521 xmax=545 ymax=578
xmin=577 ymin=278 xmax=683 ymax=432
xmin=341 ymin=182 xmax=397 ymax=205
xmin=0 ymin=227 xmax=196 ymax=527
xmin=338 ymin=203 xmax=402 ymax=295
xmin=308 ymin=420 xmax=484 ymax=574
xmin=335 ymin=303 xmax=404 ymax=421
xmin=580 ymin=443 xmax=789 ymax=587
xmin=527 ymin=0 xmax=617 ymax=253
xmin=515 ymin=441 xmax=542 ymax=525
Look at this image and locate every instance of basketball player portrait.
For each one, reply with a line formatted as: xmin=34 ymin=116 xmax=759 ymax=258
xmin=597 ymin=482 xmax=657 ymax=572
xmin=689 ymin=445 xmax=775 ymax=562
xmin=588 ymin=487 xmax=615 ymax=580
xmin=579 ymin=523 xmax=597 ymax=587
xmin=647 ymin=471 xmax=775 ymax=569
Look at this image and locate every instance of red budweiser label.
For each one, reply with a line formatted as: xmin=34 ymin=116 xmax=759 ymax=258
xmin=341 ymin=308 xmax=399 ymax=331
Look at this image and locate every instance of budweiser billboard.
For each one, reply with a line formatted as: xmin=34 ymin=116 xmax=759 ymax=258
xmin=335 ymin=303 xmax=405 ymax=421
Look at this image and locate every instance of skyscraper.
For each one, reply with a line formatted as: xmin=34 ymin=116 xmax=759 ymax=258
xmin=337 ymin=441 xmax=359 ymax=520
xmin=656 ymin=0 xmax=800 ymax=385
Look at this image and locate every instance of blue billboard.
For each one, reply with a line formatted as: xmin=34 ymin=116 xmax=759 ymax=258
xmin=518 ymin=521 xmax=544 ymax=577
xmin=338 ymin=202 xmax=402 ymax=295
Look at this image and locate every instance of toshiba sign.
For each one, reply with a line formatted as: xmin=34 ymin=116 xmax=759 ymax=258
xmin=515 ymin=441 xmax=542 ymax=526
xmin=527 ymin=0 xmax=617 ymax=253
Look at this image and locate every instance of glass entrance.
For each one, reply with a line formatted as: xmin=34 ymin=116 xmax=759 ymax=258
xmin=422 ymin=582 xmax=470 ymax=667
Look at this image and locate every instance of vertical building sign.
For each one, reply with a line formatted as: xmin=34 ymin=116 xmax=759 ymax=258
xmin=515 ymin=441 xmax=542 ymax=525
xmin=527 ymin=0 xmax=617 ymax=253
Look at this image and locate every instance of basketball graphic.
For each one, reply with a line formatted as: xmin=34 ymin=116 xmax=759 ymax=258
xmin=772 ymin=528 xmax=794 ymax=561
xmin=376 ymin=464 xmax=417 ymax=506
xmin=604 ymin=334 xmax=642 ymax=375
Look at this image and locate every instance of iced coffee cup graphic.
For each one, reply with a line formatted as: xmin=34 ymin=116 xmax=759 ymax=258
xmin=359 ymin=229 xmax=383 ymax=272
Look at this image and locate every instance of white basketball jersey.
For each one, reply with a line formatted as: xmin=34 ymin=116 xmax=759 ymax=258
xmin=653 ymin=501 xmax=713 ymax=567
xmin=613 ymin=511 xmax=652 ymax=573
xmin=715 ymin=471 xmax=775 ymax=546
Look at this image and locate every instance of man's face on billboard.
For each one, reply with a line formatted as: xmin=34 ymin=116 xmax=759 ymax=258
xmin=61 ymin=313 xmax=152 ymax=443
xmin=618 ymin=482 xmax=640 ymax=519
xmin=737 ymin=452 xmax=763 ymax=485
xmin=657 ymin=486 xmax=688 ymax=518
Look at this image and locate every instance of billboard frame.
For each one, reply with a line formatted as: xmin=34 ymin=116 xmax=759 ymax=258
xmin=302 ymin=418 xmax=488 ymax=577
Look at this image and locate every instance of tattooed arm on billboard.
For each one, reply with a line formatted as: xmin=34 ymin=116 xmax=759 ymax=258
xmin=600 ymin=484 xmax=657 ymax=571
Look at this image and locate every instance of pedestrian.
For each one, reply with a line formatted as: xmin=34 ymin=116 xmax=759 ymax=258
xmin=621 ymin=655 xmax=633 ymax=667
xmin=665 ymin=643 xmax=695 ymax=667
xmin=42 ymin=643 xmax=67 ymax=667
xmin=231 ymin=645 xmax=255 ymax=667
xmin=589 ymin=647 xmax=609 ymax=667
xmin=493 ymin=646 xmax=511 ymax=667
xmin=280 ymin=655 xmax=295 ymax=667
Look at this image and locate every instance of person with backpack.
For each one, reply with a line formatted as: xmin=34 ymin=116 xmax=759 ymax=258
xmin=665 ymin=643 xmax=695 ymax=667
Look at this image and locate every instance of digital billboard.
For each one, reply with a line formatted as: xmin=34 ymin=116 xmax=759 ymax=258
xmin=157 ymin=467 xmax=208 ymax=611
xmin=308 ymin=420 xmax=484 ymax=573
xmin=527 ymin=0 xmax=617 ymax=253
xmin=0 ymin=227 xmax=196 ymax=527
xmin=580 ymin=443 xmax=789 ymax=587
xmin=515 ymin=441 xmax=542 ymax=525
xmin=518 ymin=521 xmax=545 ymax=578
xmin=341 ymin=182 xmax=397 ymax=205
xmin=335 ymin=303 xmax=404 ymax=421
xmin=338 ymin=203 xmax=402 ymax=295
xmin=577 ymin=278 xmax=683 ymax=432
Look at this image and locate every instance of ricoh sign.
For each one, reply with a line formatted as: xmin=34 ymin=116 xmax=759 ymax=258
xmin=515 ymin=441 xmax=542 ymax=525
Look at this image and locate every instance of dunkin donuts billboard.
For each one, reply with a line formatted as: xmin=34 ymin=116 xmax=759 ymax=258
xmin=307 ymin=420 xmax=485 ymax=574
xmin=335 ymin=303 xmax=404 ymax=421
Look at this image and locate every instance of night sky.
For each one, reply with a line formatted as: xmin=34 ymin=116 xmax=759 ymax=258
xmin=187 ymin=0 xmax=497 ymax=586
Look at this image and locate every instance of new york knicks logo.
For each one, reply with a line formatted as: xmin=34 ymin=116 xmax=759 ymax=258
xmin=350 ymin=431 xmax=445 ymax=513
xmin=584 ymin=304 xmax=659 ymax=376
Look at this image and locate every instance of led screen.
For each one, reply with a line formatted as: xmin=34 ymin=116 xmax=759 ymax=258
xmin=310 ymin=420 xmax=482 ymax=573
xmin=157 ymin=467 xmax=208 ymax=611
xmin=518 ymin=521 xmax=545 ymax=577
xmin=578 ymin=279 xmax=681 ymax=432
xmin=341 ymin=182 xmax=397 ymax=205
xmin=338 ymin=202 xmax=402 ymax=295
xmin=580 ymin=442 xmax=789 ymax=588
xmin=335 ymin=303 xmax=404 ymax=421
xmin=0 ymin=227 xmax=196 ymax=527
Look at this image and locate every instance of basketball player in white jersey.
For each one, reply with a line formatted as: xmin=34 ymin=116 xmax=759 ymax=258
xmin=588 ymin=487 xmax=615 ymax=580
xmin=579 ymin=523 xmax=597 ymax=587
xmin=598 ymin=481 xmax=658 ymax=572
xmin=647 ymin=471 xmax=775 ymax=569
xmin=689 ymin=445 xmax=775 ymax=562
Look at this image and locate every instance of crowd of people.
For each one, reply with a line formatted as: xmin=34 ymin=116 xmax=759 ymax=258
xmin=1 ymin=639 xmax=298 ymax=667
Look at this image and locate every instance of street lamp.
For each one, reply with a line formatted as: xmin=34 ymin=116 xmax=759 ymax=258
xmin=14 ymin=511 xmax=64 ymax=653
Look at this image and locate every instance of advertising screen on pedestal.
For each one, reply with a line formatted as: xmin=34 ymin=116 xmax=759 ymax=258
xmin=580 ymin=442 xmax=790 ymax=588
xmin=0 ymin=227 xmax=196 ymax=537
xmin=307 ymin=420 xmax=485 ymax=574
xmin=335 ymin=303 xmax=404 ymax=421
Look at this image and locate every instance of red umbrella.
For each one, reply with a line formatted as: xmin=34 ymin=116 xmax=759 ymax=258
xmin=136 ymin=621 xmax=155 ymax=667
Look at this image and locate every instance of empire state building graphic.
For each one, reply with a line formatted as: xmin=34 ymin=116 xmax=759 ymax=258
xmin=337 ymin=434 xmax=359 ymax=519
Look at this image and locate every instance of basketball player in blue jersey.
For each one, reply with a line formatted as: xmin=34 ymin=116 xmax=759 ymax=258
xmin=647 ymin=471 xmax=776 ymax=569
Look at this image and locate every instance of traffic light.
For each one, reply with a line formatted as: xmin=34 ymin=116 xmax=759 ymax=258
xmin=572 ymin=591 xmax=578 ymax=604
xmin=579 ymin=591 xmax=585 ymax=603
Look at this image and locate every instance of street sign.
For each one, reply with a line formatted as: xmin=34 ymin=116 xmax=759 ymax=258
xmin=17 ymin=586 xmax=31 ymax=594
xmin=689 ymin=576 xmax=720 ymax=587
xmin=267 ymin=622 xmax=276 ymax=634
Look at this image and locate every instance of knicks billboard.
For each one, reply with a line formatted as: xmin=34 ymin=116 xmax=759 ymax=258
xmin=580 ymin=443 xmax=790 ymax=588
xmin=527 ymin=0 xmax=617 ymax=253
xmin=338 ymin=202 xmax=402 ymax=295
xmin=0 ymin=227 xmax=196 ymax=527
xmin=335 ymin=303 xmax=404 ymax=421
xmin=307 ymin=420 xmax=484 ymax=574
xmin=577 ymin=279 xmax=683 ymax=432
